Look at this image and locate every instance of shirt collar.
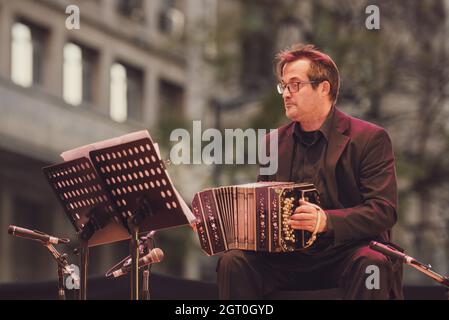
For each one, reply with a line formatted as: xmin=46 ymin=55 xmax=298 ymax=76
xmin=292 ymin=106 xmax=336 ymax=143
xmin=319 ymin=106 xmax=336 ymax=142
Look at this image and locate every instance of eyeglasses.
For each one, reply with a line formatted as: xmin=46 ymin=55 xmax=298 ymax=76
xmin=276 ymin=80 xmax=320 ymax=95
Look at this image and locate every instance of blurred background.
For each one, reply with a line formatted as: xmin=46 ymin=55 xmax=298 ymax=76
xmin=0 ymin=0 xmax=448 ymax=294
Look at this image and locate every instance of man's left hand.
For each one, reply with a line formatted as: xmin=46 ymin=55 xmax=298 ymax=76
xmin=288 ymin=199 xmax=328 ymax=233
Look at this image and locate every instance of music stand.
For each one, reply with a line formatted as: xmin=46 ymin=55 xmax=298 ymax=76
xmin=43 ymin=133 xmax=192 ymax=300
xmin=89 ymin=137 xmax=190 ymax=299
xmin=43 ymin=157 xmax=130 ymax=300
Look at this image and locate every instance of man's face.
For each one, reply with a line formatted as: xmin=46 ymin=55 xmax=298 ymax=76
xmin=280 ymin=59 xmax=322 ymax=123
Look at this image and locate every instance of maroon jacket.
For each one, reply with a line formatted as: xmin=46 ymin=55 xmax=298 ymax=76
xmin=258 ymin=107 xmax=398 ymax=248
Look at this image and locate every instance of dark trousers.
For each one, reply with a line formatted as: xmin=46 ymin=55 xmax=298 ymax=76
xmin=216 ymin=242 xmax=403 ymax=300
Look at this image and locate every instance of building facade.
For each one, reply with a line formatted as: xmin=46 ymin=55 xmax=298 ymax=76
xmin=0 ymin=0 xmax=218 ymax=283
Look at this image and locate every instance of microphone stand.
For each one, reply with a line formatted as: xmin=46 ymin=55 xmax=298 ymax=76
xmin=43 ymin=242 xmax=79 ymax=300
xmin=9 ymin=226 xmax=77 ymax=300
xmin=370 ymin=241 xmax=449 ymax=289
xmin=141 ymin=269 xmax=150 ymax=300
xmin=406 ymin=259 xmax=449 ymax=289
xmin=140 ymin=232 xmax=156 ymax=300
xmin=104 ymin=230 xmax=156 ymax=300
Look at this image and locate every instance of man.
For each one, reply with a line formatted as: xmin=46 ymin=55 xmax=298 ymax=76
xmin=216 ymin=44 xmax=403 ymax=300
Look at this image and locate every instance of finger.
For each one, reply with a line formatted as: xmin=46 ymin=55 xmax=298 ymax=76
xmin=288 ymin=220 xmax=314 ymax=231
xmin=288 ymin=220 xmax=314 ymax=228
xmin=290 ymin=213 xmax=316 ymax=221
xmin=294 ymin=205 xmax=317 ymax=214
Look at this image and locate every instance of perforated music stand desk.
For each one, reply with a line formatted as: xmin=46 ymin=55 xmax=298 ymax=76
xmin=89 ymin=137 xmax=189 ymax=299
xmin=43 ymin=137 xmax=189 ymax=300
xmin=43 ymin=157 xmax=129 ymax=300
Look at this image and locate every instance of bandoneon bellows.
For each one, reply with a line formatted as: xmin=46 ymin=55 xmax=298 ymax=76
xmin=192 ymin=182 xmax=321 ymax=256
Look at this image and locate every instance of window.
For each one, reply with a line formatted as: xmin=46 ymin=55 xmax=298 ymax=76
xmin=159 ymin=78 xmax=184 ymax=124
xmin=110 ymin=63 xmax=127 ymax=122
xmin=82 ymin=47 xmax=97 ymax=104
xmin=63 ymin=42 xmax=98 ymax=106
xmin=63 ymin=43 xmax=82 ymax=105
xmin=11 ymin=21 xmax=48 ymax=87
xmin=11 ymin=23 xmax=33 ymax=87
xmin=126 ymin=65 xmax=144 ymax=121
xmin=157 ymin=78 xmax=185 ymax=150
xmin=110 ymin=62 xmax=143 ymax=123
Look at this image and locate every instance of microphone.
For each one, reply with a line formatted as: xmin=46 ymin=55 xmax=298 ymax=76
xmin=104 ymin=231 xmax=158 ymax=278
xmin=8 ymin=225 xmax=70 ymax=245
xmin=369 ymin=241 xmax=414 ymax=264
xmin=110 ymin=248 xmax=164 ymax=278
xmin=370 ymin=241 xmax=449 ymax=288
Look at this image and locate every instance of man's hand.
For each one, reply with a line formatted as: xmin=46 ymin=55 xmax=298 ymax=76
xmin=288 ymin=199 xmax=327 ymax=233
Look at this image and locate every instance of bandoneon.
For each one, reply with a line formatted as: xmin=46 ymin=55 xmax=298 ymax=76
xmin=191 ymin=182 xmax=321 ymax=256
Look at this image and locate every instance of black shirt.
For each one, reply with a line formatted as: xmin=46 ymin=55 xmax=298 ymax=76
xmin=290 ymin=107 xmax=336 ymax=210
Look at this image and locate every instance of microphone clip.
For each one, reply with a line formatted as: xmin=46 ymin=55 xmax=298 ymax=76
xmin=104 ymin=230 xmax=157 ymax=278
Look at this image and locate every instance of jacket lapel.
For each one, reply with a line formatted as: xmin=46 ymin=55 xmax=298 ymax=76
xmin=275 ymin=123 xmax=295 ymax=181
xmin=275 ymin=109 xmax=350 ymax=187
xmin=325 ymin=109 xmax=350 ymax=205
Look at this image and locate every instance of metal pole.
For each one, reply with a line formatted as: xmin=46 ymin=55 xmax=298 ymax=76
xmin=79 ymin=241 xmax=88 ymax=300
xmin=130 ymin=226 xmax=140 ymax=300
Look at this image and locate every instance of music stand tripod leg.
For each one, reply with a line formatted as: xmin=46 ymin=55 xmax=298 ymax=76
xmin=79 ymin=240 xmax=89 ymax=300
xmin=141 ymin=231 xmax=155 ymax=300
xmin=128 ymin=223 xmax=140 ymax=300
xmin=58 ymin=264 xmax=66 ymax=300
xmin=127 ymin=196 xmax=154 ymax=300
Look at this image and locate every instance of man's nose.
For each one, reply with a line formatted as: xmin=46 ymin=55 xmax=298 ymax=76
xmin=282 ymin=87 xmax=292 ymax=99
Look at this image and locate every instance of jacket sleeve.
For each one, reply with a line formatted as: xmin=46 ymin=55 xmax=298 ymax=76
xmin=326 ymin=128 xmax=398 ymax=245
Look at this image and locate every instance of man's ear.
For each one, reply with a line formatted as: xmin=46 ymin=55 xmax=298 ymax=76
xmin=320 ymin=80 xmax=331 ymax=97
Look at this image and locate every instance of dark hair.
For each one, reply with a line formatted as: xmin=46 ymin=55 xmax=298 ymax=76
xmin=275 ymin=44 xmax=340 ymax=104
